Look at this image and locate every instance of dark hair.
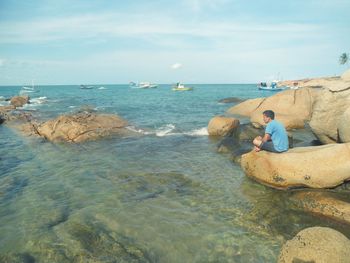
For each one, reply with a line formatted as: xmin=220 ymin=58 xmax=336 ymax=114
xmin=263 ymin=110 xmax=275 ymax=119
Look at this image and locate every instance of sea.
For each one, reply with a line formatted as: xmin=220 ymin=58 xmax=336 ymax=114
xmin=0 ymin=84 xmax=349 ymax=262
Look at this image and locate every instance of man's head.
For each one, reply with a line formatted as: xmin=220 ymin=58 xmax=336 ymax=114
xmin=262 ymin=110 xmax=275 ymax=123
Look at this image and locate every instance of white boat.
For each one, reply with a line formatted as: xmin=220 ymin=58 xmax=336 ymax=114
xmin=258 ymin=82 xmax=286 ymax=91
xmin=172 ymin=83 xmax=193 ymax=91
xmin=20 ymin=80 xmax=39 ymax=94
xmin=129 ymin=82 xmax=158 ymax=89
xmin=80 ymin=85 xmax=94 ymax=89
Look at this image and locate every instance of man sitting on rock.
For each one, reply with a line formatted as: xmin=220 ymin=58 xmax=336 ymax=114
xmin=253 ymin=110 xmax=289 ymax=153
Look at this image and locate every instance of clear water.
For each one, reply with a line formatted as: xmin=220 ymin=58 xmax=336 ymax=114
xmin=1 ymin=84 xmax=349 ymax=262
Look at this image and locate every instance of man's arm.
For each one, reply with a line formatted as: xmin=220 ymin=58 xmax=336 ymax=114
xmin=262 ymin=133 xmax=271 ymax=143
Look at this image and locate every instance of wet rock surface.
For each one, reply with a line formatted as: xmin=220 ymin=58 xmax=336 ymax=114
xmin=36 ymin=112 xmax=130 ymax=142
xmin=241 ymin=143 xmax=350 ymax=189
xmin=278 ymin=227 xmax=350 ymax=263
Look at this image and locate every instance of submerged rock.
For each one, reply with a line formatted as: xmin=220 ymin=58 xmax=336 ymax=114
xmin=218 ymin=97 xmax=244 ymax=104
xmin=240 ymin=143 xmax=350 ymax=189
xmin=278 ymin=227 xmax=350 ymax=263
xmin=291 ymin=191 xmax=350 ymax=225
xmin=37 ymin=112 xmax=129 ymax=142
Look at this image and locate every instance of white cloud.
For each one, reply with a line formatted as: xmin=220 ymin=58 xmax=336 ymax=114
xmin=0 ymin=59 xmax=4 ymax=66
xmin=171 ymin=63 xmax=183 ymax=69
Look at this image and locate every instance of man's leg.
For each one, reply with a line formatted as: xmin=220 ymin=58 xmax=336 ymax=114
xmin=253 ymin=136 xmax=263 ymax=151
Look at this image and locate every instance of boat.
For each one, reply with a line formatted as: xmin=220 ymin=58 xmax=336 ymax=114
xmin=129 ymin=82 xmax=157 ymax=89
xmin=172 ymin=83 xmax=193 ymax=91
xmin=20 ymin=80 xmax=40 ymax=95
xmin=80 ymin=85 xmax=94 ymax=89
xmin=258 ymin=82 xmax=286 ymax=91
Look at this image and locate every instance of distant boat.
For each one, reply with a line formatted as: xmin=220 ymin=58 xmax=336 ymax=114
xmin=172 ymin=83 xmax=193 ymax=91
xmin=129 ymin=82 xmax=158 ymax=89
xmin=258 ymin=82 xmax=286 ymax=91
xmin=80 ymin=85 xmax=94 ymax=89
xmin=20 ymin=80 xmax=39 ymax=95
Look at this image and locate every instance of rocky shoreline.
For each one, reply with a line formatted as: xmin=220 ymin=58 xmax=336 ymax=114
xmin=209 ymin=69 xmax=350 ymax=262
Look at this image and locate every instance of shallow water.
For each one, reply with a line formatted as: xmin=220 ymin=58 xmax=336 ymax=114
xmin=1 ymin=84 xmax=349 ymax=262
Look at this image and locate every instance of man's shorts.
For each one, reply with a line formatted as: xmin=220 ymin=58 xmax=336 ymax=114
xmin=261 ymin=141 xmax=279 ymax=153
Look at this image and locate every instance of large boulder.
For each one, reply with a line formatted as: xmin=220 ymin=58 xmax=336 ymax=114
xmin=309 ymin=80 xmax=350 ymax=144
xmin=291 ymin=191 xmax=350 ymax=224
xmin=341 ymin=69 xmax=350 ymax=81
xmin=226 ymin=98 xmax=265 ymax=117
xmin=240 ymin=143 xmax=350 ymax=189
xmin=339 ymin=107 xmax=350 ymax=143
xmin=278 ymin=227 xmax=350 ymax=263
xmin=37 ymin=112 xmax=129 ymax=142
xmin=227 ymin=88 xmax=318 ymax=130
xmin=10 ymin=95 xmax=29 ymax=108
xmin=208 ymin=116 xmax=240 ymax=136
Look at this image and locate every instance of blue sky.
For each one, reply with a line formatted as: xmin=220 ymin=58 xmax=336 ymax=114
xmin=0 ymin=0 xmax=349 ymax=85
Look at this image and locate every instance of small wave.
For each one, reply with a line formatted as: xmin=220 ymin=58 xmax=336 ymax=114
xmin=30 ymin=96 xmax=47 ymax=105
xmin=126 ymin=126 xmax=153 ymax=135
xmin=98 ymin=87 xmax=107 ymax=90
xmin=155 ymin=124 xmax=176 ymax=137
xmin=127 ymin=125 xmax=208 ymax=137
xmin=184 ymin=127 xmax=208 ymax=136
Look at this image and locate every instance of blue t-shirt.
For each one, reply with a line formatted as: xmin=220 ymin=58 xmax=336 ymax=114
xmin=265 ymin=120 xmax=289 ymax=152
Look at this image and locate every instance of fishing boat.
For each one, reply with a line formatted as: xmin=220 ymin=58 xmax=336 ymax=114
xmin=172 ymin=83 xmax=193 ymax=91
xmin=80 ymin=85 xmax=94 ymax=89
xmin=258 ymin=82 xmax=286 ymax=91
xmin=129 ymin=82 xmax=158 ymax=89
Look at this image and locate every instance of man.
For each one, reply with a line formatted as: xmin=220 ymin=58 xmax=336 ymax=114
xmin=253 ymin=110 xmax=289 ymax=153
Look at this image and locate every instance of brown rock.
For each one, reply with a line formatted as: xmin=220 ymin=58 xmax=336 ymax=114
xmin=226 ymin=98 xmax=265 ymax=117
xmin=338 ymin=107 xmax=350 ymax=143
xmin=227 ymin=88 xmax=318 ymax=130
xmin=10 ymin=96 xmax=29 ymax=108
xmin=37 ymin=112 xmax=129 ymax=142
xmin=278 ymin=227 xmax=350 ymax=263
xmin=309 ymin=82 xmax=350 ymax=144
xmin=291 ymin=191 xmax=350 ymax=225
xmin=250 ymin=88 xmax=317 ymax=129
xmin=208 ymin=116 xmax=240 ymax=136
xmin=341 ymin=69 xmax=350 ymax=81
xmin=240 ymin=143 xmax=350 ymax=189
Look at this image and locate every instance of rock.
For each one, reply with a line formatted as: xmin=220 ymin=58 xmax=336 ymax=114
xmin=208 ymin=116 xmax=240 ymax=136
xmin=240 ymin=143 xmax=350 ymax=189
xmin=37 ymin=112 xmax=129 ymax=142
xmin=238 ymin=123 xmax=264 ymax=141
xmin=218 ymin=97 xmax=243 ymax=103
xmin=278 ymin=227 xmax=350 ymax=263
xmin=10 ymin=95 xmax=29 ymax=108
xmin=278 ymin=76 xmax=340 ymax=89
xmin=309 ymin=82 xmax=350 ymax=144
xmin=338 ymin=107 xmax=350 ymax=143
xmin=251 ymin=112 xmax=306 ymax=130
xmin=0 ymin=105 xmax=18 ymax=124
xmin=341 ymin=69 xmax=350 ymax=81
xmin=291 ymin=191 xmax=350 ymax=224
xmin=227 ymin=98 xmax=265 ymax=117
xmin=227 ymin=88 xmax=318 ymax=130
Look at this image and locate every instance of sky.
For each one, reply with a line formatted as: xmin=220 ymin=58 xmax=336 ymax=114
xmin=0 ymin=0 xmax=349 ymax=85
